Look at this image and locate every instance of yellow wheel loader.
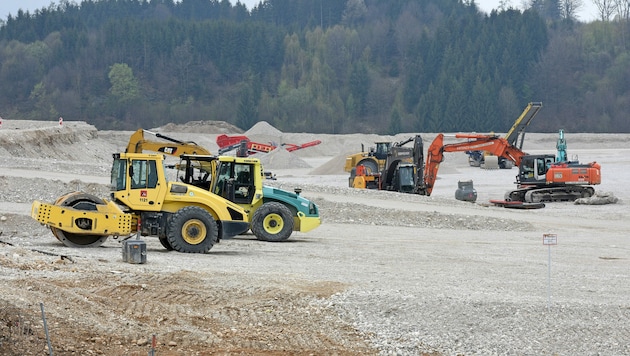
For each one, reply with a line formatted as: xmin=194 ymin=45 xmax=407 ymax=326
xmin=344 ymin=137 xmax=418 ymax=173
xmin=31 ymin=152 xmax=250 ymax=253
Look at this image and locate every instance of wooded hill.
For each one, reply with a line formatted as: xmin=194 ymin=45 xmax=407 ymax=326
xmin=0 ymin=0 xmax=628 ymax=133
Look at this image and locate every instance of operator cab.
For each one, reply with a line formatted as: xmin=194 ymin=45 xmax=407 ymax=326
xmin=110 ymin=153 xmax=166 ymax=210
xmin=213 ymin=160 xmax=256 ymax=204
xmin=177 ymin=154 xmax=215 ymax=190
xmin=372 ymin=142 xmax=391 ymax=160
xmin=517 ymin=154 xmax=556 ymax=185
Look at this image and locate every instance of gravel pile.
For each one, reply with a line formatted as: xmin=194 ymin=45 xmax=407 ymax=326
xmin=258 ymin=147 xmax=312 ymax=169
xmin=264 ymin=181 xmax=534 ymax=232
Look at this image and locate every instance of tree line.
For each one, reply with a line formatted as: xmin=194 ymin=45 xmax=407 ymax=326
xmin=0 ymin=0 xmax=629 ymax=133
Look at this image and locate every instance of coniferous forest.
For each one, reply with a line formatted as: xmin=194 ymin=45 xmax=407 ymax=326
xmin=0 ymin=0 xmax=629 ymax=133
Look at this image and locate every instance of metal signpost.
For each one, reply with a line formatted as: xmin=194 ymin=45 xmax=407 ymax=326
xmin=543 ymin=233 xmax=557 ymax=310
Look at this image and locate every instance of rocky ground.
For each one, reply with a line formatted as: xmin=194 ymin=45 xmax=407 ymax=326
xmin=0 ymin=120 xmax=628 ymax=355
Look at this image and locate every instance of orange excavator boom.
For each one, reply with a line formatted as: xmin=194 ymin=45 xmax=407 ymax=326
xmin=422 ymin=133 xmax=528 ymax=196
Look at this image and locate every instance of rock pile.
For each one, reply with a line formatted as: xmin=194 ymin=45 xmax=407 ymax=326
xmin=258 ymin=147 xmax=311 ymax=170
xmin=155 ymin=120 xmax=243 ymax=134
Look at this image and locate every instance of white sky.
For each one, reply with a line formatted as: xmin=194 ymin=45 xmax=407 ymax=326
xmin=0 ymin=0 xmax=598 ymax=24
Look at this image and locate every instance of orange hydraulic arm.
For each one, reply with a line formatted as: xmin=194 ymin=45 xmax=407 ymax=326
xmin=422 ymin=133 xmax=528 ymax=196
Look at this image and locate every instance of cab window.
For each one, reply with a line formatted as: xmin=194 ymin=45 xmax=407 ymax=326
xmin=214 ymin=162 xmax=233 ymax=196
xmin=536 ymin=157 xmax=547 ymax=176
xmin=235 ymin=164 xmax=253 ymax=185
xmin=111 ymin=158 xmax=127 ymax=191
xmin=131 ymin=160 xmax=158 ymax=189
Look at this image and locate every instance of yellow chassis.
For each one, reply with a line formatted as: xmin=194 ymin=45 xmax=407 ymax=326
xmin=295 ymin=213 xmax=320 ymax=233
xmin=31 ymin=200 xmax=134 ymax=236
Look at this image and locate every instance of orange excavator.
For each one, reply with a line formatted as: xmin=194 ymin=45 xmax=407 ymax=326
xmin=420 ymin=133 xmax=601 ymax=203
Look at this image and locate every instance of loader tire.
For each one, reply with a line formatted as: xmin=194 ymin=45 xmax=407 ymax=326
xmin=51 ymin=192 xmax=109 ymax=248
xmin=158 ymin=235 xmax=174 ymax=250
xmin=166 ymin=207 xmax=217 ymax=253
xmin=251 ymin=202 xmax=294 ymax=242
xmin=356 ymin=159 xmax=378 ymax=174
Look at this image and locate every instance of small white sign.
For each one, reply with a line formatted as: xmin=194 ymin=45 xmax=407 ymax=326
xmin=543 ymin=234 xmax=557 ymax=245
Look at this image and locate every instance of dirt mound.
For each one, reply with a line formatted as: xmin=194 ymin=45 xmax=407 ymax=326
xmin=309 ymin=153 xmax=349 ymax=175
xmin=245 ymin=121 xmax=283 ymax=136
xmin=154 ymin=120 xmax=243 ymax=134
xmin=0 ymin=121 xmax=114 ymax=161
xmin=258 ymin=147 xmax=311 ymax=170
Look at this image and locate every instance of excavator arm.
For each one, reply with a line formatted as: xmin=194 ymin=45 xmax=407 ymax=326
xmin=504 ymin=102 xmax=542 ymax=149
xmin=126 ymin=129 xmax=213 ymax=156
xmin=467 ymin=102 xmax=542 ymax=168
xmin=421 ymin=133 xmax=528 ymax=196
xmin=126 ymin=129 xmax=216 ymax=180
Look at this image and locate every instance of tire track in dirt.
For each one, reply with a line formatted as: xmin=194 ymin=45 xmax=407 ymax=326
xmin=1 ymin=265 xmax=374 ymax=354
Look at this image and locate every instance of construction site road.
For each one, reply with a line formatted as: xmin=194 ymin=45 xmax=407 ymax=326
xmin=0 ymin=121 xmax=628 ymax=355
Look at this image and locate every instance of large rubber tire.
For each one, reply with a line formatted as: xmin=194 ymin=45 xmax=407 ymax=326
xmin=51 ymin=193 xmax=109 ymax=248
xmin=158 ymin=235 xmax=174 ymax=250
xmin=166 ymin=206 xmax=218 ymax=253
xmin=251 ymin=202 xmax=294 ymax=242
xmin=356 ymin=159 xmax=379 ymax=174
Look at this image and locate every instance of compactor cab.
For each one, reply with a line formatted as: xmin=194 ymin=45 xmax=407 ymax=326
xmin=111 ymin=153 xmax=167 ymax=210
xmin=210 ymin=156 xmax=261 ymax=205
xmin=175 ymin=154 xmax=259 ymax=205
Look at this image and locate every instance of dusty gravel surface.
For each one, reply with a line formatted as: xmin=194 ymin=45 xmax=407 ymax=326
xmin=0 ymin=120 xmax=628 ymax=356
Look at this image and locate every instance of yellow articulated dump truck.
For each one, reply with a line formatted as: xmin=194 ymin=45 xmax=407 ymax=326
xmin=31 ymin=152 xmax=250 ymax=253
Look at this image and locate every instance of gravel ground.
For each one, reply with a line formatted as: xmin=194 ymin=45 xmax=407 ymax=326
xmin=0 ymin=120 xmax=628 ymax=356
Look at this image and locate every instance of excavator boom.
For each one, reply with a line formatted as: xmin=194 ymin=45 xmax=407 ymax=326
xmin=504 ymin=102 xmax=542 ymax=149
xmin=422 ymin=133 xmax=529 ymax=196
xmin=467 ymin=102 xmax=542 ymax=169
xmin=126 ymin=129 xmax=212 ymax=156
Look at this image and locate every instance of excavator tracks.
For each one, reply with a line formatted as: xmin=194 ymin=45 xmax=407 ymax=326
xmin=506 ymin=186 xmax=595 ymax=203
